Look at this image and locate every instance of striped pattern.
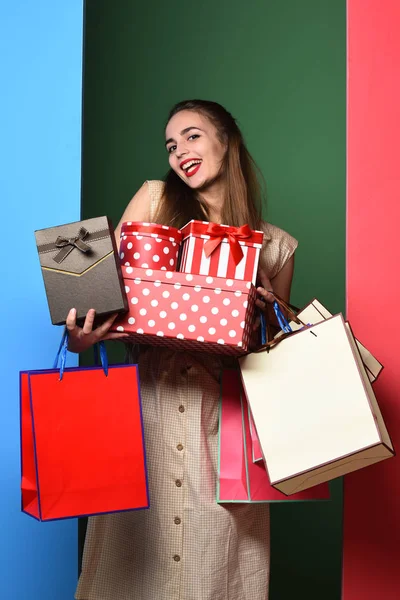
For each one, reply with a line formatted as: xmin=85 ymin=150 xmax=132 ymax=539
xmin=180 ymin=235 xmax=261 ymax=283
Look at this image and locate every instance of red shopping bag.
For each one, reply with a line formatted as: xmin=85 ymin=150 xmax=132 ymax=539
xmin=217 ymin=369 xmax=330 ymax=503
xmin=20 ymin=335 xmax=149 ymax=521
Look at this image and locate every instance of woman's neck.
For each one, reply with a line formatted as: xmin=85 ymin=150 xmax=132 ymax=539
xmin=197 ymin=179 xmax=226 ymax=223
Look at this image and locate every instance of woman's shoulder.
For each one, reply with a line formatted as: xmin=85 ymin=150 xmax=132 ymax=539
xmin=146 ymin=180 xmax=165 ymax=201
xmin=259 ymin=221 xmax=298 ymax=278
xmin=260 ymin=221 xmax=297 ymax=245
xmin=143 ymin=180 xmax=165 ymax=221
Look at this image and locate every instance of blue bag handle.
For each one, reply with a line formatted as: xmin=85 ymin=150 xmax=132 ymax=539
xmin=260 ymin=311 xmax=267 ymax=345
xmin=259 ymin=298 xmax=293 ymax=346
xmin=53 ymin=328 xmax=109 ymax=380
xmin=272 ymin=300 xmax=293 ymax=334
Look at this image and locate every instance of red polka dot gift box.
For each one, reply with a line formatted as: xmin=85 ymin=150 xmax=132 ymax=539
xmin=179 ymin=220 xmax=264 ymax=284
xmin=119 ymin=222 xmax=182 ymax=271
xmin=112 ymin=267 xmax=258 ymax=356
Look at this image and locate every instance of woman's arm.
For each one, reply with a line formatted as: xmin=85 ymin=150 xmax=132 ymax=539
xmin=256 ymin=254 xmax=295 ymax=306
xmin=255 ymin=254 xmax=295 ymax=334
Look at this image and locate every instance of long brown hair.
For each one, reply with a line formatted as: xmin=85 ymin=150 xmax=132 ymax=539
xmin=153 ymin=100 xmax=264 ymax=229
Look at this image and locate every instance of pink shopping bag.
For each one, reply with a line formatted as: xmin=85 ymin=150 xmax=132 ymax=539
xmin=217 ymin=369 xmax=330 ymax=503
xmin=248 ymin=407 xmax=263 ymax=463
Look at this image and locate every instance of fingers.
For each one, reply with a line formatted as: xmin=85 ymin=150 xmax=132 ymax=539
xmin=255 ymin=298 xmax=266 ymax=310
xmin=256 ymin=270 xmax=274 ymax=306
xmin=104 ymin=312 xmax=120 ymax=327
xmin=103 ymin=332 xmax=130 ymax=341
xmin=252 ymin=315 xmax=261 ymax=332
xmin=256 ymin=287 xmax=275 ymax=305
xmin=66 ymin=309 xmax=124 ymax=348
xmin=82 ymin=308 xmax=96 ymax=335
xmin=66 ymin=308 xmax=77 ymax=331
xmin=95 ymin=313 xmax=120 ymax=339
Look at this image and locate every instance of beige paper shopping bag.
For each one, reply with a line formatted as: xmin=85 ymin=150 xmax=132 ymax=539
xmin=239 ymin=314 xmax=394 ymax=495
xmin=275 ymin=299 xmax=383 ymax=383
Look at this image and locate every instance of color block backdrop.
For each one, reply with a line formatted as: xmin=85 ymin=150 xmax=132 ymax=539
xmin=344 ymin=1 xmax=400 ymax=598
xmin=81 ymin=1 xmax=346 ymax=598
xmin=0 ymin=1 xmax=82 ymax=597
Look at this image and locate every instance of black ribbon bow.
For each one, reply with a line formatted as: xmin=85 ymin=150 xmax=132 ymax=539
xmin=53 ymin=227 xmax=92 ymax=263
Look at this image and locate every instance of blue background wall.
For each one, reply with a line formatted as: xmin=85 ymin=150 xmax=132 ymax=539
xmin=0 ymin=1 xmax=82 ymax=597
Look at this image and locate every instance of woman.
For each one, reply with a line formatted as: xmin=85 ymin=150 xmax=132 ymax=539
xmin=72 ymin=100 xmax=297 ymax=600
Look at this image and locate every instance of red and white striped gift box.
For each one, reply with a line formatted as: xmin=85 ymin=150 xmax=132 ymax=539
xmin=179 ymin=220 xmax=263 ymax=284
xmin=120 ymin=222 xmax=182 ymax=271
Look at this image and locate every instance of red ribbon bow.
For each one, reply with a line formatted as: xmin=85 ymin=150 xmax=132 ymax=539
xmin=203 ymin=223 xmax=252 ymax=266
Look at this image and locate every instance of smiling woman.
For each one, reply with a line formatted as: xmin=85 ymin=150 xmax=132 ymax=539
xmin=165 ymin=114 xmax=226 ymax=184
xmin=74 ymin=99 xmax=298 ymax=600
xmin=157 ymin=99 xmax=263 ymax=229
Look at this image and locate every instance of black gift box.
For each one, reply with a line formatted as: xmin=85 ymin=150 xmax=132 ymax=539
xmin=35 ymin=216 xmax=128 ymax=325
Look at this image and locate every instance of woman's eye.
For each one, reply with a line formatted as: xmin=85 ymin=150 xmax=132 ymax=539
xmin=188 ymin=134 xmax=200 ymax=141
xmin=167 ymin=145 xmax=177 ymax=154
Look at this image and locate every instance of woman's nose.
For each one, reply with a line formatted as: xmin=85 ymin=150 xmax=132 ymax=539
xmin=176 ymin=141 xmax=188 ymax=159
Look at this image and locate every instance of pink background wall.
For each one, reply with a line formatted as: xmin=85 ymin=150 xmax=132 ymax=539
xmin=344 ymin=1 xmax=400 ymax=597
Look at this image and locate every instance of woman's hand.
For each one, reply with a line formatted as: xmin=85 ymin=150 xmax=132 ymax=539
xmin=255 ymin=269 xmax=275 ymax=309
xmin=251 ymin=270 xmax=275 ymax=332
xmin=66 ymin=308 xmax=128 ymax=353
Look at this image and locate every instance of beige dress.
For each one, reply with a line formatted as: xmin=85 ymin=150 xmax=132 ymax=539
xmin=75 ymin=181 xmax=298 ymax=600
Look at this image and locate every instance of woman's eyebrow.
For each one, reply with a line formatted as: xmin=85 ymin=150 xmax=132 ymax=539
xmin=165 ymin=127 xmax=203 ymax=147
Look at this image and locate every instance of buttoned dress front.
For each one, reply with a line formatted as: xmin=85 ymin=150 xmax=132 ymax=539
xmin=75 ymin=180 xmax=298 ymax=600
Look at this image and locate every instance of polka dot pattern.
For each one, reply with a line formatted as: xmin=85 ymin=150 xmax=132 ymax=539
xmin=114 ymin=266 xmax=258 ymax=355
xmin=120 ymin=222 xmax=182 ymax=270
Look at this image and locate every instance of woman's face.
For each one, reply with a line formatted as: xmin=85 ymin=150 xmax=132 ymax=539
xmin=165 ymin=110 xmax=227 ymax=189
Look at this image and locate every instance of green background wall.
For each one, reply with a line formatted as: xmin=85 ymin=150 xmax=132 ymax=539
xmin=81 ymin=1 xmax=346 ymax=597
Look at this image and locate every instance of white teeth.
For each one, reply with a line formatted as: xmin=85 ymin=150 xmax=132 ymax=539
xmin=182 ymin=159 xmax=201 ymax=171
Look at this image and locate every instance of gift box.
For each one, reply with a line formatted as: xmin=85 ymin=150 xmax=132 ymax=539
xmin=119 ymin=221 xmax=182 ymax=271
xmin=20 ymin=359 xmax=149 ymax=521
xmin=112 ymin=267 xmax=257 ymax=355
xmin=217 ymin=369 xmax=330 ymax=502
xmin=275 ymin=298 xmax=383 ymax=383
xmin=35 ymin=216 xmax=128 ymax=325
xmin=239 ymin=314 xmax=394 ymax=495
xmin=179 ymin=220 xmax=263 ymax=284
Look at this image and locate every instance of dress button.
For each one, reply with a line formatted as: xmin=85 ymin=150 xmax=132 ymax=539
xmin=174 ymin=517 xmax=181 ymax=525
xmin=173 ymin=555 xmax=181 ymax=562
xmin=177 ymin=443 xmax=184 ymax=451
xmin=178 ymin=405 xmax=185 ymax=413
xmin=175 ymin=479 xmax=182 ymax=488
